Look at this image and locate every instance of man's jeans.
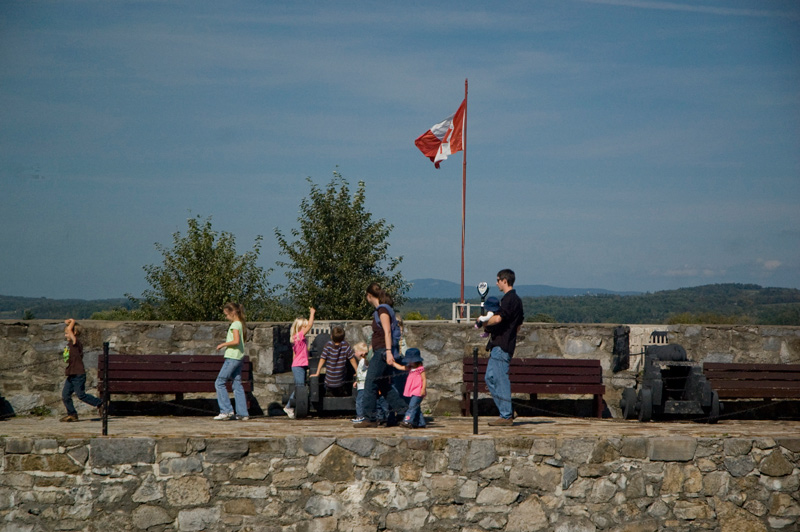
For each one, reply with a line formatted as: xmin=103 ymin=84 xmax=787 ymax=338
xmin=215 ymin=358 xmax=249 ymax=417
xmin=485 ymin=346 xmax=513 ymax=419
xmin=403 ymin=395 xmax=426 ymax=427
xmin=62 ymin=374 xmax=101 ymax=416
xmin=286 ymin=366 xmax=307 ymax=408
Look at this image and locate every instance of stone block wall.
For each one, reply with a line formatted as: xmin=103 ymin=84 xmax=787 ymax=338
xmin=1 ymin=434 xmax=799 ymax=531
xmin=1 ymin=320 xmax=799 ymax=419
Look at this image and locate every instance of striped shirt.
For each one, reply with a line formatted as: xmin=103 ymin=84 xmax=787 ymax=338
xmin=321 ymin=340 xmax=354 ymax=388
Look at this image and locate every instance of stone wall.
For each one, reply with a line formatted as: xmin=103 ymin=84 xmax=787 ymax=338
xmin=1 ymin=320 xmax=799 ymax=419
xmin=2 ymin=433 xmax=799 ymax=531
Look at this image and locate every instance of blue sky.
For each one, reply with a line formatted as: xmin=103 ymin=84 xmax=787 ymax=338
xmin=1 ymin=0 xmax=798 ymax=300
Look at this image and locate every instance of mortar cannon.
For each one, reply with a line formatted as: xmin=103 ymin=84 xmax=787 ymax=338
xmin=620 ymin=344 xmax=720 ymax=423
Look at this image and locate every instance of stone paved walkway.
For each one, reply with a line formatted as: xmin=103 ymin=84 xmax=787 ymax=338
xmin=2 ymin=415 xmax=799 ymax=439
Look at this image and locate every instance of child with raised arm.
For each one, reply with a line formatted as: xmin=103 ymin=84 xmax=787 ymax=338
xmin=61 ymin=319 xmax=102 ymax=422
xmin=284 ymin=307 xmax=315 ymax=419
xmin=350 ymin=342 xmax=369 ymax=423
xmin=389 ymin=348 xmax=427 ymax=429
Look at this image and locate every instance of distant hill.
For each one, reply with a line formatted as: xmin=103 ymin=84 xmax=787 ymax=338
xmin=2 ymin=283 xmax=799 ymax=325
xmin=0 ymin=295 xmax=132 ymax=320
xmin=399 ymin=283 xmax=800 ymax=325
xmin=406 ymin=278 xmax=640 ymax=299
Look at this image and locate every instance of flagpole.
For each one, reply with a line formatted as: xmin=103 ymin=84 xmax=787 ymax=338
xmin=460 ymin=78 xmax=468 ymax=309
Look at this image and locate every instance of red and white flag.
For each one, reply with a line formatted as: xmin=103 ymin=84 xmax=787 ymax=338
xmin=415 ymin=99 xmax=466 ymax=168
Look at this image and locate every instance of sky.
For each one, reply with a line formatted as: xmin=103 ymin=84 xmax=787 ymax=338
xmin=1 ymin=0 xmax=799 ymax=300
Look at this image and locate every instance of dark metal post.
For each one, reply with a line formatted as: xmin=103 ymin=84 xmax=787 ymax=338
xmin=472 ymin=346 xmax=479 ymax=435
xmin=102 ymin=342 xmax=109 ymax=436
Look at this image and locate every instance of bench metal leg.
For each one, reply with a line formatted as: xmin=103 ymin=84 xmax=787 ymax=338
xmin=594 ymin=394 xmax=603 ymax=418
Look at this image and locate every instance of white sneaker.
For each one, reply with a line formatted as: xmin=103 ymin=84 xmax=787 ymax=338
xmin=283 ymin=407 xmax=295 ymax=419
xmin=213 ymin=412 xmax=234 ymax=421
xmin=239 ymin=416 xmax=249 ymax=421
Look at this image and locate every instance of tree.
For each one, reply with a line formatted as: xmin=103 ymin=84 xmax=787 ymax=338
xmin=135 ymin=215 xmax=280 ymax=321
xmin=275 ymin=172 xmax=409 ymax=319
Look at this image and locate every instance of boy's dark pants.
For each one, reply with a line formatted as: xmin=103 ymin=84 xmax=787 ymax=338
xmin=62 ymin=374 xmax=101 ymax=416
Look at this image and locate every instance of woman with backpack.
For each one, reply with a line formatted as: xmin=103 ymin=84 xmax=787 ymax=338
xmin=354 ymin=282 xmax=409 ymax=428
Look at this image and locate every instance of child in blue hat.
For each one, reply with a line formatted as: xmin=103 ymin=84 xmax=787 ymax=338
xmin=390 ymin=348 xmax=426 ymax=428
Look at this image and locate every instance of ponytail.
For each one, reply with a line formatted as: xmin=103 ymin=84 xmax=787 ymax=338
xmin=366 ymin=282 xmax=394 ymax=307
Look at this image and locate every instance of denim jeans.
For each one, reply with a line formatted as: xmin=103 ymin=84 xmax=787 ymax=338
xmin=215 ymin=358 xmax=249 ymax=417
xmin=403 ymin=395 xmax=426 ymax=427
xmin=286 ymin=366 xmax=307 ymax=408
xmin=362 ymin=348 xmax=408 ymax=422
xmin=355 ymin=389 xmax=364 ymax=418
xmin=62 ymin=373 xmax=101 ymax=416
xmin=485 ymin=346 xmax=513 ymax=419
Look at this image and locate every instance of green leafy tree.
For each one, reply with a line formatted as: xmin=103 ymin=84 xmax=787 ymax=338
xmin=135 ymin=215 xmax=281 ymax=321
xmin=275 ymin=173 xmax=409 ymax=319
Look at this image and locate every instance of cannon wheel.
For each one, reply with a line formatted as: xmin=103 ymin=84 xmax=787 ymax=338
xmin=294 ymin=386 xmax=310 ymax=419
xmin=621 ymin=388 xmax=638 ymax=420
xmin=705 ymin=391 xmax=720 ymax=424
xmin=638 ymin=388 xmax=653 ymax=422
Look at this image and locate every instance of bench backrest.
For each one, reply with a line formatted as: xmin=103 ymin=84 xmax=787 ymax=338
xmin=463 ymin=357 xmax=603 ymax=388
xmin=98 ymin=354 xmax=252 ymax=394
xmin=703 ymin=362 xmax=800 ymax=399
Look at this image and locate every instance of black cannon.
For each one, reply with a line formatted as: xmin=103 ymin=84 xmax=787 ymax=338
xmin=285 ymin=332 xmax=359 ymax=419
xmin=620 ymin=344 xmax=720 ymax=423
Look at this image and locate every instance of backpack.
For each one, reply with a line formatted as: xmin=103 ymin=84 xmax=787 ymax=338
xmin=373 ymin=304 xmax=402 ymax=347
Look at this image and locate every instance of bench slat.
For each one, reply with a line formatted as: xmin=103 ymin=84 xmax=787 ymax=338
xmin=106 ymin=382 xmax=253 ymax=393
xmin=705 ymin=371 xmax=800 ymax=382
xmin=464 ymin=383 xmax=605 ymax=394
xmin=704 ymin=363 xmax=800 ymax=372
xmin=102 ymin=370 xmax=251 ymax=381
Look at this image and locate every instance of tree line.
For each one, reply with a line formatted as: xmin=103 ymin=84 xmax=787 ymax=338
xmin=398 ymin=284 xmax=800 ymax=325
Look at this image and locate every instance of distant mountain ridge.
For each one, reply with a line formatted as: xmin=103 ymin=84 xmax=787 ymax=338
xmin=406 ymin=278 xmax=640 ymax=299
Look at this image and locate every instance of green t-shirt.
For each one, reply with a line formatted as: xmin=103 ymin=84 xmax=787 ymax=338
xmin=225 ymin=321 xmax=245 ymax=360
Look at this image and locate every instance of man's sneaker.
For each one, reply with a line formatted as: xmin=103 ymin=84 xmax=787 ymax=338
xmin=239 ymin=416 xmax=250 ymax=421
xmin=283 ymin=407 xmax=295 ymax=419
xmin=488 ymin=416 xmax=514 ymax=427
xmin=399 ymin=421 xmax=413 ymax=429
xmin=60 ymin=414 xmax=78 ymax=422
xmin=351 ymin=417 xmax=365 ymax=423
xmin=213 ymin=412 xmax=235 ymax=421
xmin=353 ymin=419 xmax=378 ymax=428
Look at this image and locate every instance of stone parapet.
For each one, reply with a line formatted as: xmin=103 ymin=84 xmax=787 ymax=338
xmin=1 ymin=320 xmax=799 ymax=419
xmin=1 ymin=433 xmax=799 ymax=531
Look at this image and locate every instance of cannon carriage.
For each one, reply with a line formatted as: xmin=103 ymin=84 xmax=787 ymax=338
xmin=620 ymin=343 xmax=720 ymax=423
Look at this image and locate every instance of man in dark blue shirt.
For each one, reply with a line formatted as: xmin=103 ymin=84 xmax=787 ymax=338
xmin=484 ymin=269 xmax=525 ymax=426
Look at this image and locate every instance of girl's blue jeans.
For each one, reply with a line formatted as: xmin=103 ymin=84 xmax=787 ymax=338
xmin=403 ymin=395 xmax=426 ymax=427
xmin=215 ymin=358 xmax=249 ymax=417
xmin=286 ymin=366 xmax=307 ymax=408
xmin=485 ymin=346 xmax=513 ymax=419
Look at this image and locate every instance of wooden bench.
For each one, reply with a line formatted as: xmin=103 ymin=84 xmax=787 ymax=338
xmin=98 ymin=354 xmax=253 ymax=409
xmin=461 ymin=357 xmax=605 ymax=418
xmin=703 ymin=362 xmax=800 ymax=401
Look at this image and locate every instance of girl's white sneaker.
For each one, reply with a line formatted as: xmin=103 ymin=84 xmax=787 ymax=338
xmin=213 ymin=412 xmax=234 ymax=421
xmin=283 ymin=407 xmax=295 ymax=419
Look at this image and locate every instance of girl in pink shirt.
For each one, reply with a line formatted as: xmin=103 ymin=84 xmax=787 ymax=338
xmin=284 ymin=307 xmax=315 ymax=419
xmin=391 ymin=348 xmax=426 ymax=428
